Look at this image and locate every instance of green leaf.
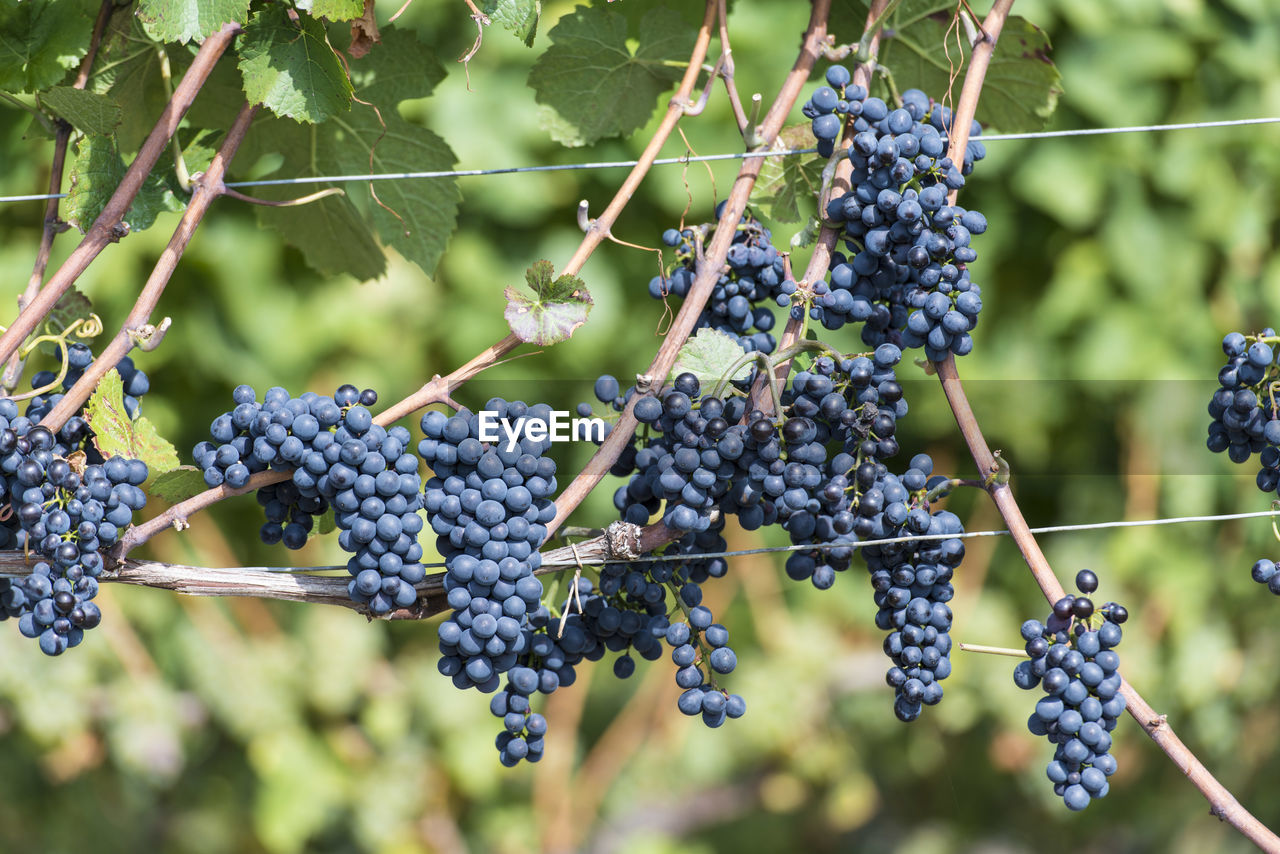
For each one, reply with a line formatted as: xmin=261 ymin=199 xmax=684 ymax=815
xmin=528 ymin=5 xmax=693 ymax=146
xmin=504 ymin=260 xmax=593 ymax=345
xmin=238 ymin=5 xmax=353 ymax=123
xmin=36 ymin=287 xmax=94 ymax=357
xmin=321 ymin=110 xmax=460 ymax=277
xmin=84 ymin=370 xmax=181 ymax=474
xmin=0 ymin=0 xmax=96 ymax=93
xmin=482 ymin=0 xmax=539 ymax=47
xmin=240 ymin=30 xmax=457 ymax=279
xmin=137 ymin=0 xmax=249 ymax=45
xmin=879 ymin=14 xmax=1062 ymax=132
xmin=40 ymin=86 xmax=122 ymax=135
xmin=256 ymin=182 xmax=388 ymax=281
xmin=64 ymin=133 xmax=185 ymax=233
xmin=345 ymin=27 xmax=445 ymax=107
xmin=148 ymin=466 xmax=208 ymax=503
xmin=669 ymin=328 xmax=750 ymax=390
xmin=297 ymin=0 xmax=365 ymax=21
xmin=751 ymin=123 xmax=826 ymax=224
xmin=237 ymin=117 xmax=386 ymax=279
xmin=87 ymin=14 xmax=171 ymax=153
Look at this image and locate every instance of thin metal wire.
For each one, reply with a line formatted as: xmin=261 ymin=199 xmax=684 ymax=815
xmin=0 ymin=115 xmax=1276 ymax=205
xmin=566 ymin=508 xmax=1280 ymax=566
xmin=237 ymin=508 xmax=1280 ymax=572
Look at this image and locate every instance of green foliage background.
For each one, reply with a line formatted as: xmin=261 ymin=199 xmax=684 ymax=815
xmin=0 ymin=0 xmax=1279 ymax=851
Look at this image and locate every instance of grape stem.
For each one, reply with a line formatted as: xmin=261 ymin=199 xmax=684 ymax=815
xmin=715 ymin=0 xmax=751 ymax=137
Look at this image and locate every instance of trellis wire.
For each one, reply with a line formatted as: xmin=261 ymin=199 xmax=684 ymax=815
xmin=231 ymin=508 xmax=1280 ymax=573
xmin=0 ymin=116 xmax=1276 ymax=205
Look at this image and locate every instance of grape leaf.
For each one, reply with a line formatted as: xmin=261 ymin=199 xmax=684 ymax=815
xmin=790 ymin=215 xmax=822 ymax=250
xmin=64 ymin=133 xmax=185 ymax=233
xmin=254 ymin=179 xmax=388 ymax=281
xmin=298 ymin=0 xmax=365 ymax=21
xmin=344 ymin=27 xmax=445 ymax=107
xmin=36 ymin=287 xmax=94 ymax=357
xmin=240 ymin=29 xmax=456 ymax=279
xmin=85 ymin=370 xmax=181 ymax=474
xmin=527 ymin=5 xmax=693 ymax=146
xmin=669 ymin=328 xmax=750 ymax=390
xmin=0 ymin=0 xmax=96 ymax=93
xmin=137 ymin=0 xmax=249 ymax=45
xmin=482 ymin=0 xmax=539 ymax=47
xmin=320 ymin=110 xmax=460 ymax=277
xmin=504 ymin=260 xmax=593 ymax=345
xmin=238 ymin=5 xmax=353 ymax=124
xmin=40 ymin=86 xmax=122 ymax=134
xmin=879 ymin=14 xmax=1062 ymax=132
xmin=87 ymin=14 xmax=171 ymax=153
xmin=148 ymin=466 xmax=207 ymax=503
xmin=751 ymin=123 xmax=825 ymax=224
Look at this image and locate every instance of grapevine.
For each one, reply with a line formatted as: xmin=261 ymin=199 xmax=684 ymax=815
xmin=0 ymin=0 xmax=1274 ymax=850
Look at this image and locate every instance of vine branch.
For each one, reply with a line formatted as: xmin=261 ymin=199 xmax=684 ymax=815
xmin=48 ymin=519 xmax=688 ymax=620
xmin=0 ymin=22 xmax=243 ymax=372
xmin=39 ymin=103 xmax=260 ymax=434
xmin=933 ymin=0 xmax=1280 ymax=847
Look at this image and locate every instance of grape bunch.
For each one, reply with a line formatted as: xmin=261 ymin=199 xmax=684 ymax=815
xmin=856 ymin=455 xmax=962 ymax=721
xmin=0 ymin=402 xmax=148 ymax=655
xmin=420 ymin=400 xmax=558 ymax=693
xmin=1206 ymin=329 xmax=1280 ymax=471
xmin=1013 ymin=570 xmax=1127 ymax=811
xmin=575 ymin=345 xmax=963 ymax=725
xmin=195 ymin=384 xmax=426 ymax=613
xmin=802 ymin=70 xmax=988 ymax=360
xmin=652 ymin=205 xmax=790 ymax=356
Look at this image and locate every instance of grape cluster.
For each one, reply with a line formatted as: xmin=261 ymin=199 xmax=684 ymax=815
xmin=195 ymin=384 xmax=425 ymax=613
xmin=858 ymin=456 xmax=962 ymax=721
xmin=420 ymin=400 xmax=558 ymax=697
xmin=802 ymin=70 xmax=988 ymax=359
xmin=1207 ymin=329 xmax=1280 ymax=472
xmin=575 ymin=343 xmax=963 ymax=724
xmin=0 ymin=402 xmax=147 ymax=655
xmin=1013 ymin=570 xmax=1127 ymax=811
xmin=652 ymin=205 xmax=789 ymax=355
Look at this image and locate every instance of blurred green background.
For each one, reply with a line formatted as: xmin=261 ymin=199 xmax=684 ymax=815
xmin=1 ymin=0 xmax=1280 ymax=851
